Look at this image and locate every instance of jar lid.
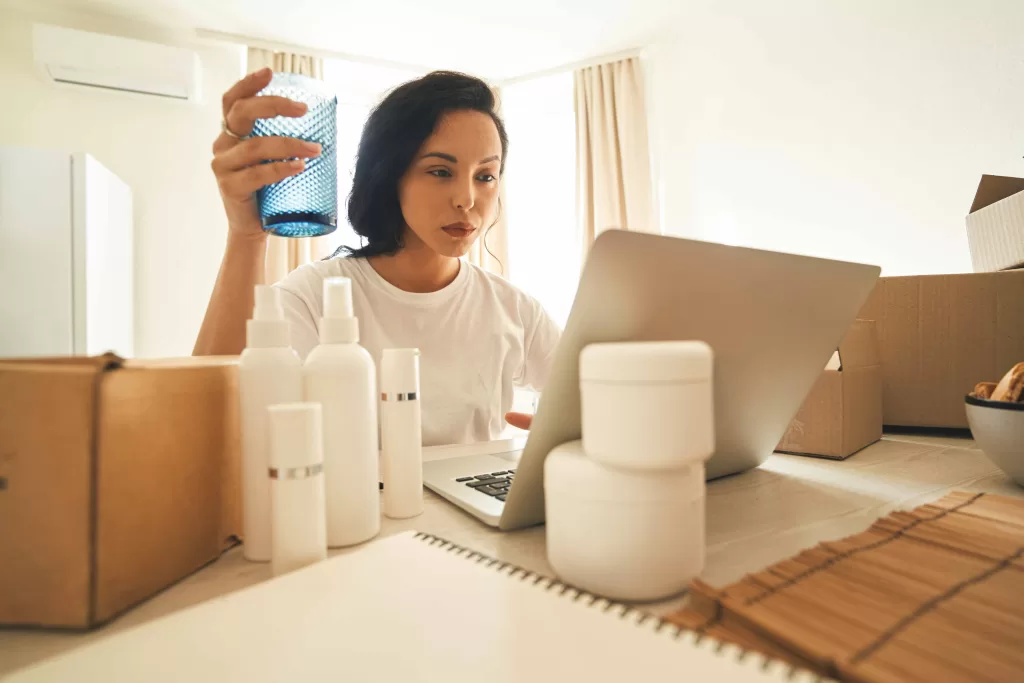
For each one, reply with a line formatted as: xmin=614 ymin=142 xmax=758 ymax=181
xmin=580 ymin=341 xmax=712 ymax=384
xmin=545 ymin=441 xmax=704 ymax=503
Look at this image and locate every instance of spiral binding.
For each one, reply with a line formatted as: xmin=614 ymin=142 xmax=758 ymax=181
xmin=412 ymin=532 xmax=825 ymax=683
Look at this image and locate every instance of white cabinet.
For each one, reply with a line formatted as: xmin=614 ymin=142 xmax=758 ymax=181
xmin=0 ymin=148 xmax=133 ymax=357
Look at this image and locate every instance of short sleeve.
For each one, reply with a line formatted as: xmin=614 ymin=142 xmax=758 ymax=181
xmin=273 ymin=265 xmax=324 ymax=361
xmin=520 ymin=301 xmax=561 ymax=391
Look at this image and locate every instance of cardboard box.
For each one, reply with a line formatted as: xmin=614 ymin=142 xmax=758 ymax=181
xmin=858 ymin=271 xmax=1024 ymax=428
xmin=777 ymin=320 xmax=882 ymax=459
xmin=966 ymin=175 xmax=1024 ymax=272
xmin=0 ymin=354 xmax=241 ymax=629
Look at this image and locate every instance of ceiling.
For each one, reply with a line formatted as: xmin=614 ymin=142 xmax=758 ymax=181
xmin=4 ymin=0 xmax=690 ymax=80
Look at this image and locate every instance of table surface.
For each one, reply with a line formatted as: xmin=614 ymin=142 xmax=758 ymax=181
xmin=2 ymin=431 xmax=1020 ymax=676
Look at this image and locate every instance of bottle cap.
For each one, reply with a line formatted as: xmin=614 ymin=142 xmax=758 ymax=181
xmin=320 ymin=277 xmax=359 ymax=343
xmin=323 ymin=277 xmax=354 ymax=319
xmin=381 ymin=348 xmax=421 ymax=395
xmin=268 ymin=402 xmax=324 ymax=471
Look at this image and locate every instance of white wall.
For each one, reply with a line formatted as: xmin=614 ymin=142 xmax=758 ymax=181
xmin=643 ymin=0 xmax=1024 ymax=276
xmin=0 ymin=8 xmax=245 ymax=357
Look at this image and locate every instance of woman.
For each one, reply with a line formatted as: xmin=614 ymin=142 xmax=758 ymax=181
xmin=195 ymin=68 xmax=560 ymax=446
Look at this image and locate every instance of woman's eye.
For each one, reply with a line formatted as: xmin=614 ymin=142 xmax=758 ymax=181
xmin=476 ymin=174 xmax=496 ymax=183
xmin=428 ymin=169 xmax=453 ymax=178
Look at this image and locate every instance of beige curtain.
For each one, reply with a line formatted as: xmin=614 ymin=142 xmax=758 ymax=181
xmin=246 ymin=48 xmax=333 ymax=284
xmin=467 ymin=86 xmax=510 ymax=277
xmin=574 ymin=57 xmax=654 ymax=261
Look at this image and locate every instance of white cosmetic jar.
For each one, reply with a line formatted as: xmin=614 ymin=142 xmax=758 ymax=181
xmin=580 ymin=341 xmax=714 ymax=471
xmin=544 ymin=440 xmax=705 ymax=602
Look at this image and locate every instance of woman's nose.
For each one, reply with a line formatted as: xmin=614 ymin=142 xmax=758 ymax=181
xmin=452 ymin=179 xmax=475 ymax=211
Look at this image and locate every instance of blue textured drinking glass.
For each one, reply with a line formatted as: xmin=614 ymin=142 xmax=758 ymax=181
xmin=252 ymin=72 xmax=338 ymax=237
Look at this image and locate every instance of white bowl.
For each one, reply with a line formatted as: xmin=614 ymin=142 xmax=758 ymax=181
xmin=965 ymin=395 xmax=1024 ymax=486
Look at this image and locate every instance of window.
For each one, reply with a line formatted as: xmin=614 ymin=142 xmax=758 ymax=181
xmin=501 ymin=72 xmax=578 ymax=328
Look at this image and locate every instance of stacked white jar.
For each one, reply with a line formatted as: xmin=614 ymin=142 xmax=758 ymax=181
xmin=544 ymin=341 xmax=714 ymax=602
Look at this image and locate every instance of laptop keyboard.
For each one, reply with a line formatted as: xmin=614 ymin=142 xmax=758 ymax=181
xmin=455 ymin=470 xmax=516 ymax=502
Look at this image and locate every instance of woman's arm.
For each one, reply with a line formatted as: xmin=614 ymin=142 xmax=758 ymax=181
xmin=192 ymin=67 xmax=320 ymax=356
xmin=505 ymin=299 xmax=563 ymax=431
xmin=193 ymin=233 xmax=267 ymax=356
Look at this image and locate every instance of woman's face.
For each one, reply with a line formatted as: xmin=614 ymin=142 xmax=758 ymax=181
xmin=398 ymin=109 xmax=503 ymax=258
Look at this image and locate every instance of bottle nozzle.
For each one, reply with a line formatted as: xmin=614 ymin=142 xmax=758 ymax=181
xmin=253 ymin=285 xmax=284 ymax=321
xmin=319 ymin=277 xmax=359 ymax=344
xmin=246 ymin=285 xmax=290 ymax=348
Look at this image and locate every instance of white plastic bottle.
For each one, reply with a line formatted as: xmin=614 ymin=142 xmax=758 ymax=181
xmin=380 ymin=348 xmax=424 ymax=519
xmin=267 ymin=402 xmax=328 ymax=577
xmin=303 ymin=277 xmax=381 ymax=547
xmin=239 ymin=285 xmax=302 ymax=562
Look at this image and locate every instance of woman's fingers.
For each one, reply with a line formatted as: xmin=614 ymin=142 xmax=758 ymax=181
xmin=214 ymin=71 xmax=308 ymax=156
xmin=213 ymin=136 xmax=321 ymax=174
xmin=224 ymin=95 xmax=307 ymax=139
xmin=221 ymin=67 xmax=274 ymax=119
xmin=504 ymin=412 xmax=534 ymax=431
xmin=217 ymin=159 xmax=305 ymax=202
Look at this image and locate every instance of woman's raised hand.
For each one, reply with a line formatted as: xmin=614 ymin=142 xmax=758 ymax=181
xmin=210 ymin=67 xmax=321 ymax=239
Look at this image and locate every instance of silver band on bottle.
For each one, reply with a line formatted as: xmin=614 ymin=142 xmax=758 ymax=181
xmin=268 ymin=463 xmax=324 ymax=480
xmin=380 ymin=392 xmax=418 ymax=402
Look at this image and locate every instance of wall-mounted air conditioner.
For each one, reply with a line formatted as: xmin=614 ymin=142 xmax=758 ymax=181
xmin=32 ymin=23 xmax=202 ymax=103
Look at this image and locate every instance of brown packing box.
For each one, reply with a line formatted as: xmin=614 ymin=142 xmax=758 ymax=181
xmin=858 ymin=270 xmax=1024 ymax=428
xmin=0 ymin=354 xmax=241 ymax=629
xmin=777 ymin=320 xmax=882 ymax=459
xmin=965 ymin=175 xmax=1024 ymax=272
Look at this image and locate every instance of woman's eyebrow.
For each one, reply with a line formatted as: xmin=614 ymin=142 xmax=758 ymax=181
xmin=421 ymin=152 xmax=457 ymax=163
xmin=420 ymin=152 xmax=500 ymax=165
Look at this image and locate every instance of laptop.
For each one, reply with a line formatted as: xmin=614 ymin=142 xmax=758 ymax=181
xmin=423 ymin=230 xmax=880 ymax=530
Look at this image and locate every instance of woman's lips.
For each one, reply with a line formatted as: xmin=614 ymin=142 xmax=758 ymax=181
xmin=442 ymin=222 xmax=476 ymax=238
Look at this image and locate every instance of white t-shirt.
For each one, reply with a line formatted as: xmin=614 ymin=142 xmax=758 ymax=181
xmin=275 ymin=257 xmax=561 ymax=447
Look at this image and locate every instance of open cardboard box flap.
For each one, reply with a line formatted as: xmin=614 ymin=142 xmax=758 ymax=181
xmin=777 ymin=320 xmax=882 ymax=460
xmin=834 ymin=317 xmax=881 ymax=371
xmin=966 ymin=175 xmax=1024 ymax=272
xmin=0 ymin=354 xmax=241 ymax=629
xmin=0 ymin=353 xmax=238 ymax=369
xmin=970 ymin=175 xmax=1024 ymax=214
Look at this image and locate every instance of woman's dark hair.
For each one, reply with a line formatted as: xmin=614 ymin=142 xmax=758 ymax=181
xmin=337 ymin=71 xmax=509 ymax=259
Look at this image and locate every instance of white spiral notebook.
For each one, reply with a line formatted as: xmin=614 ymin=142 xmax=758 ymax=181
xmin=11 ymin=532 xmax=821 ymax=682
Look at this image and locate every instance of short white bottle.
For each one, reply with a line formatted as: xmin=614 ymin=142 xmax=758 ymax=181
xmin=380 ymin=348 xmax=424 ymax=519
xmin=239 ymin=285 xmax=302 ymax=562
xmin=303 ymin=277 xmax=381 ymax=547
xmin=267 ymin=402 xmax=328 ymax=577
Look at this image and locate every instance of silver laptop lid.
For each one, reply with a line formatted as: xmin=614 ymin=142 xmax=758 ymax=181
xmin=499 ymin=230 xmax=879 ymax=530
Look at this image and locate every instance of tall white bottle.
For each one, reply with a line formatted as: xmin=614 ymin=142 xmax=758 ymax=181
xmin=381 ymin=348 xmax=424 ymax=519
xmin=303 ymin=277 xmax=381 ymax=547
xmin=239 ymin=285 xmax=303 ymax=562
xmin=268 ymin=402 xmax=328 ymax=577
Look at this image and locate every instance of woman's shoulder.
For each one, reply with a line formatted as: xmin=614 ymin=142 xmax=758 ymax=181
xmin=275 ymin=256 xmax=368 ymax=300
